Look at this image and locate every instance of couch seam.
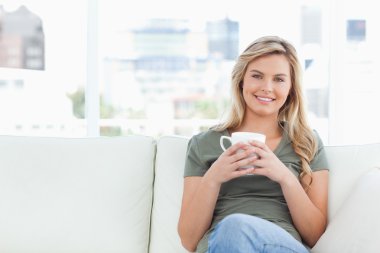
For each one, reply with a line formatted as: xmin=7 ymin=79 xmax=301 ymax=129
xmin=147 ymin=137 xmax=158 ymax=253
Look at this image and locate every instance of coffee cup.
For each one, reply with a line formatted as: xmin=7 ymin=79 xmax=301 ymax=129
xmin=220 ymin=132 xmax=266 ymax=170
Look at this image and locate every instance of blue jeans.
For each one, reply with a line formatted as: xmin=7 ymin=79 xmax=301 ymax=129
xmin=207 ymin=214 xmax=309 ymax=253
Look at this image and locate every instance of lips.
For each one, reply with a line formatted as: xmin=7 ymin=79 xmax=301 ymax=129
xmin=255 ymin=96 xmax=275 ymax=102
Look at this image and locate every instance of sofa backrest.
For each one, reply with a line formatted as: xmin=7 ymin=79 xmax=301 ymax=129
xmin=325 ymin=143 xmax=380 ymax=219
xmin=0 ymin=135 xmax=156 ymax=253
xmin=149 ymin=136 xmax=189 ymax=253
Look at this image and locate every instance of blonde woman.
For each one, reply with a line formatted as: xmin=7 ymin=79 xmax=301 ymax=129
xmin=178 ymin=36 xmax=329 ymax=253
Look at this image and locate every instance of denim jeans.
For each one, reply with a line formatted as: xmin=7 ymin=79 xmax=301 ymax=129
xmin=207 ymin=213 xmax=309 ymax=253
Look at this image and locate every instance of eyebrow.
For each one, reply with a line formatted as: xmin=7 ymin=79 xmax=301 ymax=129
xmin=249 ymin=69 xmax=288 ymax=77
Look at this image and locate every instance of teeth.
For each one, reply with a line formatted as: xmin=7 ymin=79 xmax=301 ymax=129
xmin=257 ymin=96 xmax=273 ymax=102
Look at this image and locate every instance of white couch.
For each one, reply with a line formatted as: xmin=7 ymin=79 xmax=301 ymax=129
xmin=0 ymin=135 xmax=380 ymax=253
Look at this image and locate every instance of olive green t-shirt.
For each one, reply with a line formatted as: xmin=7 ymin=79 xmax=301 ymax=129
xmin=184 ymin=127 xmax=329 ymax=253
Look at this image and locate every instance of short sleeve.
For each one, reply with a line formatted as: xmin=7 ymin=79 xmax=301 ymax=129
xmin=310 ymin=130 xmax=329 ymax=172
xmin=183 ymin=135 xmax=208 ymax=177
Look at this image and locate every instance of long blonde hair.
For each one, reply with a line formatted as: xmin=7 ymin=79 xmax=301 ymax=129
xmin=213 ymin=36 xmax=317 ymax=189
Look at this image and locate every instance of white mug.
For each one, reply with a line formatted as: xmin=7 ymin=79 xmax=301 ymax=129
xmin=220 ymin=132 xmax=266 ymax=170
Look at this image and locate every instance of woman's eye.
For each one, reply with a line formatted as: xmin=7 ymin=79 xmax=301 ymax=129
xmin=275 ymin=77 xmax=284 ymax=82
xmin=252 ymin=75 xmax=262 ymax=79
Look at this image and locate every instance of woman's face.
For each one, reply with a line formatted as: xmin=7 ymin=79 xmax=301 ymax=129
xmin=241 ymin=54 xmax=292 ymax=118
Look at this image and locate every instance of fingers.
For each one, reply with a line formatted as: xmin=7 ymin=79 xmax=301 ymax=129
xmin=220 ymin=141 xmax=271 ymax=180
xmin=246 ymin=140 xmax=272 ymax=159
xmin=223 ymin=142 xmax=262 ymax=168
xmin=232 ymin=155 xmax=255 ymax=169
xmin=229 ymin=147 xmax=256 ymax=162
xmin=231 ymin=167 xmax=256 ymax=178
xmin=224 ymin=143 xmax=257 ymax=161
xmin=224 ymin=142 xmax=250 ymax=156
xmin=248 ymin=140 xmax=271 ymax=152
xmin=224 ymin=141 xmax=267 ymax=157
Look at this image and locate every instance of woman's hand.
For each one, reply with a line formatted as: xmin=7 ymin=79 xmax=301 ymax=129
xmin=204 ymin=142 xmax=258 ymax=186
xmin=248 ymin=140 xmax=294 ymax=184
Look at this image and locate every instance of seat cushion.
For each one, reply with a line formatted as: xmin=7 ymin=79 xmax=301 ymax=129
xmin=0 ymin=135 xmax=155 ymax=253
xmin=149 ymin=136 xmax=190 ymax=253
xmin=312 ymin=167 xmax=380 ymax=253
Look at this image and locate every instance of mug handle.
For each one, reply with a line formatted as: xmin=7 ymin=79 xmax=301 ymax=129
xmin=220 ymin=136 xmax=232 ymax=151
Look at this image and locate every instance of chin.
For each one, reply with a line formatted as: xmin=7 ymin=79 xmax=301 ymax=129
xmin=249 ymin=110 xmax=278 ymax=118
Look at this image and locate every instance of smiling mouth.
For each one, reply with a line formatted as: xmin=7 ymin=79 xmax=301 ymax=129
xmin=255 ymin=96 xmax=275 ymax=102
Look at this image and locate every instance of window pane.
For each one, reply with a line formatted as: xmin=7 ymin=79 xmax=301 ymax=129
xmin=2 ymin=0 xmax=378 ymax=145
xmin=0 ymin=1 xmax=87 ymax=137
xmin=98 ymin=0 xmax=332 ymax=140
xmin=328 ymin=0 xmax=380 ymax=145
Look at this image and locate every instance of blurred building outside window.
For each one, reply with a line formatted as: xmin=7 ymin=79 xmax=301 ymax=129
xmin=0 ymin=0 xmax=379 ymax=145
xmin=0 ymin=1 xmax=87 ymax=137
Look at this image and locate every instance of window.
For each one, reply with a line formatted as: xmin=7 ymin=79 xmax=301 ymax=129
xmin=97 ymin=0 xmax=318 ymax=138
xmin=347 ymin=19 xmax=366 ymax=42
xmin=0 ymin=1 xmax=87 ymax=137
xmin=1 ymin=0 xmax=379 ymax=145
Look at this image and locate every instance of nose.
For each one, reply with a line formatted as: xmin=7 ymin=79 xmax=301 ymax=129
xmin=261 ymin=78 xmax=274 ymax=92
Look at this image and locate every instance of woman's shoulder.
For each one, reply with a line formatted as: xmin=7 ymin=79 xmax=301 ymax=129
xmin=186 ymin=128 xmax=227 ymax=158
xmin=281 ymin=121 xmax=324 ymax=144
xmin=191 ymin=128 xmax=227 ymax=143
xmin=311 ymin=129 xmax=323 ymax=139
xmin=311 ymin=129 xmax=326 ymax=149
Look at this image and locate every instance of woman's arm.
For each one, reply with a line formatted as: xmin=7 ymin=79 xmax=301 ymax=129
xmin=177 ymin=176 xmax=220 ymax=252
xmin=249 ymin=140 xmax=328 ymax=247
xmin=178 ymin=142 xmax=257 ymax=251
xmin=280 ymin=170 xmax=328 ymax=247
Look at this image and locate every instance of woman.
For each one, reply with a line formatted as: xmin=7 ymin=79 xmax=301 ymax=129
xmin=177 ymin=36 xmax=329 ymax=253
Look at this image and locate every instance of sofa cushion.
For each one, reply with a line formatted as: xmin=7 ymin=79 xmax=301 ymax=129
xmin=324 ymin=143 xmax=380 ymax=219
xmin=149 ymin=136 xmax=190 ymax=253
xmin=0 ymin=135 xmax=155 ymax=253
xmin=312 ymin=167 xmax=380 ymax=253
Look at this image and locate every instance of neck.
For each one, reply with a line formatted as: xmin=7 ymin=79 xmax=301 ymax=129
xmin=234 ymin=113 xmax=282 ymax=139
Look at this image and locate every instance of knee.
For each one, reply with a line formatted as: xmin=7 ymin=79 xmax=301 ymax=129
xmin=212 ymin=213 xmax=255 ymax=239
xmin=208 ymin=214 xmax=258 ymax=252
xmin=219 ymin=213 xmax=249 ymax=230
